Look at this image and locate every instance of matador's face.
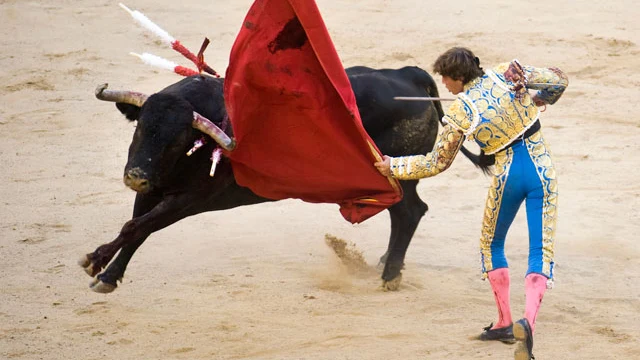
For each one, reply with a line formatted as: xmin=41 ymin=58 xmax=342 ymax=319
xmin=441 ymin=75 xmax=464 ymax=95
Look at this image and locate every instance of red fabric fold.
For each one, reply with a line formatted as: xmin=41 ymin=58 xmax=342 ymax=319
xmin=224 ymin=0 xmax=402 ymax=223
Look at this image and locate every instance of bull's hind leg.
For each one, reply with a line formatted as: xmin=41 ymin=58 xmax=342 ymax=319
xmin=378 ymin=213 xmax=400 ymax=267
xmin=381 ymin=180 xmax=428 ymax=291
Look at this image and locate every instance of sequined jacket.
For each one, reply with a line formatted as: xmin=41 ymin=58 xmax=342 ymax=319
xmin=390 ymin=61 xmax=568 ymax=180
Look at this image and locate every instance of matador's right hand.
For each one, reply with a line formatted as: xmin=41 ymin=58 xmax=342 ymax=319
xmin=374 ymin=155 xmax=392 ymax=177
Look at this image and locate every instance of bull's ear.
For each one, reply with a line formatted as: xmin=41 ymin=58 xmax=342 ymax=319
xmin=115 ymin=102 xmax=141 ymax=121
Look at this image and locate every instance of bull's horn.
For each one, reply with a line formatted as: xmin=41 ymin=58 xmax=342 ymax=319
xmin=95 ymin=83 xmax=149 ymax=107
xmin=192 ymin=112 xmax=236 ymax=151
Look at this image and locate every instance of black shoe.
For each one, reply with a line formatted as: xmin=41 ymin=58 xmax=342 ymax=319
xmin=513 ymin=318 xmax=535 ymax=360
xmin=479 ymin=323 xmax=516 ymax=344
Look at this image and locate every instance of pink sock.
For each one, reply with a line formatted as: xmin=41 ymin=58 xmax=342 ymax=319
xmin=487 ymin=268 xmax=512 ymax=328
xmin=524 ymin=273 xmax=548 ymax=334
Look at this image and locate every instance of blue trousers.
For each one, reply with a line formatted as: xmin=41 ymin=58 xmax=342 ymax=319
xmin=479 ymin=131 xmax=558 ymax=281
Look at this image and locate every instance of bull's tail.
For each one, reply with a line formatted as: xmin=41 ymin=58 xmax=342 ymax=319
xmin=458 ymin=149 xmax=495 ymax=175
xmin=418 ymin=69 xmax=493 ymax=175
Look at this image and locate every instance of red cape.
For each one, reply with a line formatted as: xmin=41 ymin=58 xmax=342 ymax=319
xmin=224 ymin=0 xmax=402 ymax=223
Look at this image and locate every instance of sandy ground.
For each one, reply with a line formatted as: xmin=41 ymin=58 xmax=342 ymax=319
xmin=1 ymin=0 xmax=639 ymax=359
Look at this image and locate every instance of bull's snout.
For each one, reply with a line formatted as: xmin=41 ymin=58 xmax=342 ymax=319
xmin=123 ymin=168 xmax=150 ymax=193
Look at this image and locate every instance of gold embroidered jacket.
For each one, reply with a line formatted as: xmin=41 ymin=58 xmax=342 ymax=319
xmin=390 ymin=61 xmax=568 ymax=180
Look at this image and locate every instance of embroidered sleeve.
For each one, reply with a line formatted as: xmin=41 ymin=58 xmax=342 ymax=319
xmin=389 ymin=124 xmax=464 ymax=180
xmin=442 ymin=98 xmax=473 ymax=134
xmin=523 ymin=65 xmax=569 ymax=105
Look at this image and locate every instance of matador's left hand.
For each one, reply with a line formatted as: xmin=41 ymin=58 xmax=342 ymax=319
xmin=374 ymin=155 xmax=392 ymax=177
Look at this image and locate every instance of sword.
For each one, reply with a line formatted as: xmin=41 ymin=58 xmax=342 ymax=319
xmin=393 ymin=96 xmax=456 ymax=101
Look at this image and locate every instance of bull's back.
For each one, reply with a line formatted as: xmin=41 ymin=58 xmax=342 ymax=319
xmin=347 ymin=66 xmax=440 ymax=157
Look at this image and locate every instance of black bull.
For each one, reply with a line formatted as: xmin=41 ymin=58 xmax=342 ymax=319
xmin=81 ymin=66 xmax=489 ymax=293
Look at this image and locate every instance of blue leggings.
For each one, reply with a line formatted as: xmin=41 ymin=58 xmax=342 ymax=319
xmin=479 ymin=131 xmax=558 ymax=280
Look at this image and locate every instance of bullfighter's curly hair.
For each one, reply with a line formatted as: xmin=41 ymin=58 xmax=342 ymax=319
xmin=433 ymin=47 xmax=485 ymax=84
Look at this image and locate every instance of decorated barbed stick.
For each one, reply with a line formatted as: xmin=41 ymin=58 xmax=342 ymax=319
xmin=119 ymin=3 xmax=220 ymax=77
xmin=186 ymin=136 xmax=222 ymax=176
xmin=187 ymin=137 xmax=207 ymax=156
xmin=130 ymin=52 xmax=200 ymax=77
xmin=209 ymin=148 xmax=223 ymax=177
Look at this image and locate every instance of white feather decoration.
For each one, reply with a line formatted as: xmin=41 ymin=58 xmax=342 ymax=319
xmin=130 ymin=52 xmax=177 ymax=71
xmin=119 ymin=3 xmax=175 ymax=44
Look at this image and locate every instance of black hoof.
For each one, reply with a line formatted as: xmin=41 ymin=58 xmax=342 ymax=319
xmin=78 ymin=254 xmax=100 ymax=277
xmin=380 ymin=273 xmax=402 ymax=291
xmin=381 ymin=261 xmax=405 ymax=281
xmin=89 ymin=278 xmax=117 ymax=293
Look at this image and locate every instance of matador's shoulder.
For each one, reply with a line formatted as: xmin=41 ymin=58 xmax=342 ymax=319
xmin=442 ymin=97 xmax=474 ymax=134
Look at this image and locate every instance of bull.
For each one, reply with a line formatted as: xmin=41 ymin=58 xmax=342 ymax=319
xmin=80 ymin=65 xmax=489 ymax=293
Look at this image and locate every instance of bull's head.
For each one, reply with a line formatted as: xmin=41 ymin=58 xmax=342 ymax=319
xmin=95 ymin=83 xmax=235 ymax=193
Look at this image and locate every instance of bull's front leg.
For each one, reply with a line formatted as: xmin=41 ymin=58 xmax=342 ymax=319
xmin=78 ymin=192 xmax=199 ymax=293
xmin=79 ymin=215 xmax=157 ymax=278
xmin=78 ymin=193 xmax=159 ymax=292
xmin=86 ymin=234 xmax=150 ymax=293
